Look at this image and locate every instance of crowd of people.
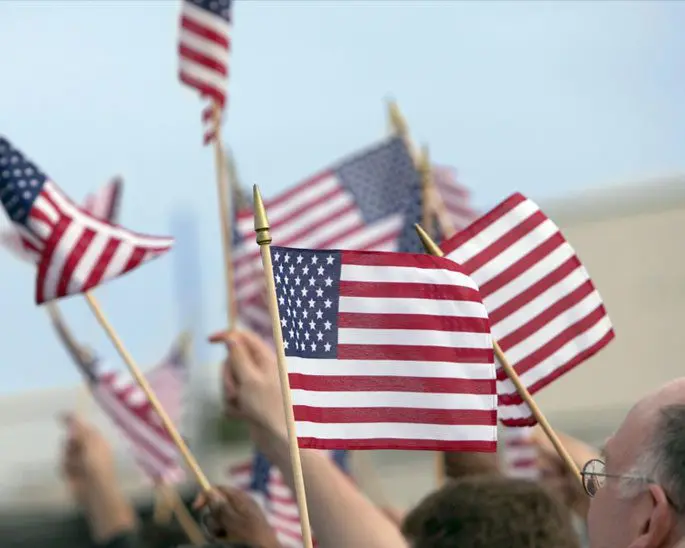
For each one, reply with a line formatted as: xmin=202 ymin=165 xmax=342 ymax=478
xmin=53 ymin=328 xmax=685 ymax=548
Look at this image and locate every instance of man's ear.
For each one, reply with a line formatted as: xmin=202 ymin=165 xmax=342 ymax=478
xmin=629 ymin=484 xmax=674 ymax=548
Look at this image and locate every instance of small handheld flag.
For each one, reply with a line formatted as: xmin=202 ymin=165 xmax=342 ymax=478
xmin=440 ymin=193 xmax=614 ymax=425
xmin=270 ymin=246 xmax=498 ymax=452
xmin=0 ymin=137 xmax=173 ymax=304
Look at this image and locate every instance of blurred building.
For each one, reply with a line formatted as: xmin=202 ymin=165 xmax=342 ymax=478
xmin=1 ymin=173 xmax=684 ymax=544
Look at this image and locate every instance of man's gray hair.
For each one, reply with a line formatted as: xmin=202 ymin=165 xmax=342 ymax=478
xmin=623 ymin=403 xmax=685 ymax=515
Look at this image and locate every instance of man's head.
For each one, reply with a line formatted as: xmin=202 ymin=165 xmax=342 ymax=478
xmin=402 ymin=475 xmax=579 ymax=548
xmin=587 ymin=378 xmax=685 ymax=548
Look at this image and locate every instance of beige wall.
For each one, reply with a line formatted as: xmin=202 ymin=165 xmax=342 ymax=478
xmin=533 ymin=176 xmax=685 ymax=438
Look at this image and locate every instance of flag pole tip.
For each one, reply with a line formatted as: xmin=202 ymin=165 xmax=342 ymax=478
xmin=387 ymin=100 xmax=407 ymax=137
xmin=252 ymin=185 xmax=272 ymax=244
xmin=414 ymin=224 xmax=443 ymax=257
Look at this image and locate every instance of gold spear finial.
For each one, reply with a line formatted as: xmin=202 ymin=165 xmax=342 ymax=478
xmin=414 ymin=223 xmax=444 ymax=257
xmin=386 ymin=98 xmax=408 ymax=137
xmin=253 ymin=184 xmax=271 ymax=245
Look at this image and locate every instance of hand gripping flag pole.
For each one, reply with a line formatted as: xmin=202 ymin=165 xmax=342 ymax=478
xmin=414 ymin=223 xmax=582 ymax=487
xmin=253 ymin=184 xmax=314 ymax=548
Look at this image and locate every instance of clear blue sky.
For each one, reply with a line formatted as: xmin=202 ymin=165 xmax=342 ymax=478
xmin=1 ymin=0 xmax=684 ymax=394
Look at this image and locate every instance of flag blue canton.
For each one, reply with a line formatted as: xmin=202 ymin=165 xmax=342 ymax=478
xmin=249 ymin=451 xmax=272 ymax=492
xmin=335 ymin=136 xmax=423 ymax=252
xmin=188 ymin=0 xmax=232 ymax=21
xmin=249 ymin=450 xmax=349 ymax=493
xmin=271 ymin=247 xmax=341 ymax=359
xmin=0 ymin=138 xmax=48 ymax=225
xmin=331 ymin=449 xmax=349 ymax=474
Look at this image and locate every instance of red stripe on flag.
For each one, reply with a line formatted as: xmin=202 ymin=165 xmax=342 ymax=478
xmin=288 ymin=373 xmax=495 ymax=394
xmin=293 ymin=405 xmax=497 ymax=425
xmin=338 ymin=313 xmax=491 ymax=333
xmin=338 ymin=344 xmax=494 ymax=363
xmin=339 ymin=281 xmax=483 ymax=302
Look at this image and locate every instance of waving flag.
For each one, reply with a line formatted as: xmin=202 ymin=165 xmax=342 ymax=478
xmin=500 ymin=426 xmax=540 ymax=480
xmin=0 ymin=137 xmax=173 ymax=304
xmin=440 ymin=193 xmax=614 ymax=426
xmin=67 ymin=334 xmax=189 ymax=484
xmin=82 ymin=176 xmax=123 ymax=224
xmin=178 ymin=0 xmax=233 ymax=144
xmin=1 ymin=176 xmax=123 ymax=264
xmin=228 ymin=450 xmax=349 ymax=548
xmin=235 ymin=136 xmax=423 ymax=340
xmin=270 ymin=246 xmax=497 ymax=452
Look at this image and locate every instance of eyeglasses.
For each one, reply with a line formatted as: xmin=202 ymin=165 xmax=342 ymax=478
xmin=580 ymin=458 xmax=647 ymax=497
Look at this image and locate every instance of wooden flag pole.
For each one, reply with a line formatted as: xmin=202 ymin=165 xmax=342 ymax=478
xmin=45 ymin=302 xmax=91 ymax=416
xmin=387 ymin=99 xmax=452 ymax=484
xmin=253 ymin=184 xmax=314 ymax=548
xmin=385 ymin=99 xmax=455 ymax=240
xmin=165 ymin=485 xmax=206 ymax=545
xmin=414 ymin=224 xmax=583 ymax=487
xmin=83 ymin=292 xmax=213 ymax=493
xmin=212 ymin=104 xmax=238 ymax=327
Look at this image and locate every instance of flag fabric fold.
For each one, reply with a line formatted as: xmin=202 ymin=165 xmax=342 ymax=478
xmin=1 ymin=176 xmax=124 ymax=264
xmin=270 ymin=246 xmax=497 ymax=452
xmin=0 ymin=137 xmax=173 ymax=304
xmin=178 ymin=0 xmax=233 ymax=144
xmin=440 ymin=192 xmax=614 ymax=426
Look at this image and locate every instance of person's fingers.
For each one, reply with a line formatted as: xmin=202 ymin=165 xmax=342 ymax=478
xmin=226 ymin=334 xmax=258 ymax=385
xmin=238 ymin=330 xmax=275 ymax=370
xmin=208 ymin=329 xmax=238 ymax=346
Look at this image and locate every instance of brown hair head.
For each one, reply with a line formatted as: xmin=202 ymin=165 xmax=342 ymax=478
xmin=402 ymin=475 xmax=580 ymax=548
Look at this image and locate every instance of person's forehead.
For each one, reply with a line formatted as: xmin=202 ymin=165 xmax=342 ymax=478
xmin=606 ymin=401 xmax=655 ymax=463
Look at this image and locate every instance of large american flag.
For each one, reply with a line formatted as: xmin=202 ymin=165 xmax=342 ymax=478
xmin=271 ymin=246 xmax=497 ymax=451
xmin=228 ymin=450 xmax=350 ymax=548
xmin=63 ymin=333 xmax=189 ymax=484
xmin=500 ymin=426 xmax=540 ymax=480
xmin=440 ymin=193 xmax=615 ymax=426
xmin=0 ymin=137 xmax=173 ymax=304
xmin=178 ymin=0 xmax=232 ymax=144
xmin=1 ymin=176 xmax=123 ymax=264
xmin=234 ymin=136 xmax=423 ymax=339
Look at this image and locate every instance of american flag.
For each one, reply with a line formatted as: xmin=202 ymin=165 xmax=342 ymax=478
xmin=234 ymin=136 xmax=423 ymax=340
xmin=228 ymin=450 xmax=350 ymax=548
xmin=440 ymin=193 xmax=614 ymax=426
xmin=1 ymin=176 xmax=123 ymax=264
xmin=500 ymin=426 xmax=540 ymax=480
xmin=67 ymin=334 xmax=189 ymax=484
xmin=431 ymin=165 xmax=478 ymax=232
xmin=82 ymin=176 xmax=123 ymax=224
xmin=271 ymin=246 xmax=497 ymax=451
xmin=178 ymin=0 xmax=232 ymax=144
xmin=0 ymin=137 xmax=173 ymax=304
